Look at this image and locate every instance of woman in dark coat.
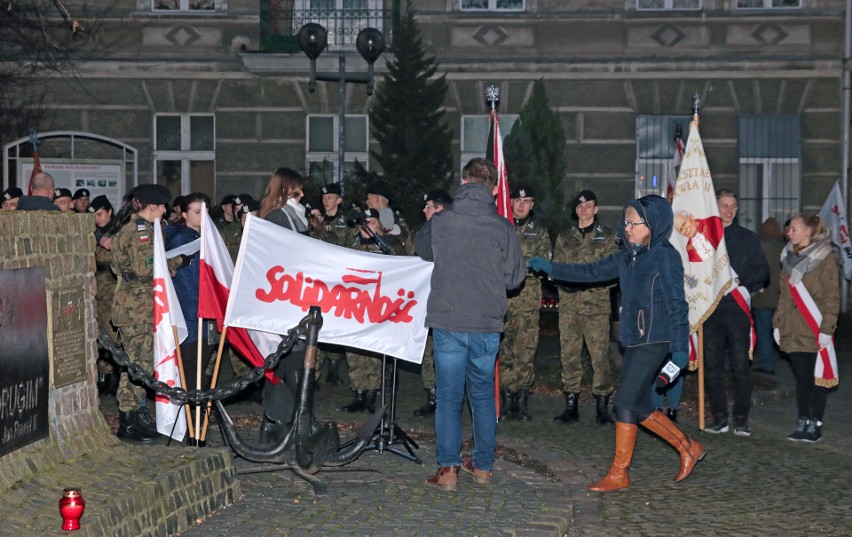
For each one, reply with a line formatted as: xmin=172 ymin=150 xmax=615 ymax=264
xmin=528 ymin=195 xmax=705 ymax=491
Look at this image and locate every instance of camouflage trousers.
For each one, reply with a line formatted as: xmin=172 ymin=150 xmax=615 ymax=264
xmin=116 ymin=325 xmax=152 ymax=412
xmin=419 ymin=333 xmax=435 ymax=390
xmin=95 ymin=301 xmax=118 ymax=375
xmin=558 ymin=312 xmax=614 ymax=395
xmin=346 ymin=351 xmax=382 ymax=391
xmin=499 ymin=299 xmax=540 ymax=392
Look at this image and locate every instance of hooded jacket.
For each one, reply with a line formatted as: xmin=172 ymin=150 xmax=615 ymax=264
xmin=549 ymin=195 xmax=688 ymax=354
xmin=415 ymin=182 xmax=526 ymax=333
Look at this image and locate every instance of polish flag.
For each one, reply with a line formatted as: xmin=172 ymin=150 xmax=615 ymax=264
xmin=487 ymin=108 xmax=513 ymax=221
xmin=197 ymin=205 xmax=281 ymax=383
xmin=153 ymin=218 xmax=188 ymax=441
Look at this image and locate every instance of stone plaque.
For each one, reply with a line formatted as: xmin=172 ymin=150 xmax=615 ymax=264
xmin=0 ymin=267 xmax=50 ymax=457
xmin=51 ymin=287 xmax=87 ymax=387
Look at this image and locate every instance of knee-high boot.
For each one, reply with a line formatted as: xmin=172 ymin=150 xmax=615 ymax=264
xmin=640 ymin=410 xmax=706 ymax=482
xmin=587 ymin=421 xmax=637 ymax=492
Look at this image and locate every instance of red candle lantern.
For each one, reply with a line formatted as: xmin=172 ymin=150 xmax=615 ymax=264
xmin=58 ymin=488 xmax=86 ymax=531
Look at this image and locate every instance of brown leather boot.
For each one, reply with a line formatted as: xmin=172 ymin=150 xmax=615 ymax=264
xmin=640 ymin=410 xmax=706 ymax=482
xmin=587 ymin=421 xmax=637 ymax=492
xmin=426 ymin=465 xmax=460 ymax=492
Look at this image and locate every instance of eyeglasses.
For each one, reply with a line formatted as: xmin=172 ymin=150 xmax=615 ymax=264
xmin=424 ymin=203 xmax=438 ymax=210
xmin=624 ymin=220 xmax=647 ymax=230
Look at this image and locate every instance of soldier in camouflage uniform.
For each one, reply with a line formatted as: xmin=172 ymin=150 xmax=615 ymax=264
xmin=110 ymin=184 xmax=184 ymax=442
xmin=499 ymin=186 xmax=551 ymax=420
xmin=341 ymin=208 xmax=407 ymax=413
xmin=91 ymin=196 xmax=120 ymax=396
xmin=412 ymin=189 xmax=453 ymax=417
xmin=366 ymin=182 xmax=414 ymax=255
xmin=552 ymin=190 xmax=618 ymax=425
xmin=216 ymin=195 xmax=243 ymax=263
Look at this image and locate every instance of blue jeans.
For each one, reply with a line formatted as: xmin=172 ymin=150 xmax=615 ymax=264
xmin=433 ymin=328 xmax=500 ymax=471
xmin=753 ymin=307 xmax=776 ymax=372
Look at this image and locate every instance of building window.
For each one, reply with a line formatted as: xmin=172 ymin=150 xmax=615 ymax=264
xmin=737 ymin=115 xmax=801 ymax=232
xmin=152 ymin=0 xmax=217 ymax=11
xmin=460 ymin=114 xmax=519 ymax=177
xmin=637 ymin=0 xmax=702 ymax=10
xmin=154 ymin=114 xmax=215 ymax=197
xmin=735 ymin=0 xmax=801 ymax=8
xmin=635 ymin=115 xmax=691 ymax=198
xmin=291 ymin=0 xmax=384 ymax=49
xmin=306 ymin=115 xmax=369 ymax=182
xmin=460 ymin=0 xmax=525 ymax=11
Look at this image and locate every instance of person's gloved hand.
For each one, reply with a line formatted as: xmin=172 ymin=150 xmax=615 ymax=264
xmin=773 ymin=328 xmax=781 ymax=346
xmin=527 ymin=257 xmax=552 ymax=274
xmin=819 ymin=333 xmax=832 ymax=349
xmin=179 ymin=254 xmax=193 ymax=267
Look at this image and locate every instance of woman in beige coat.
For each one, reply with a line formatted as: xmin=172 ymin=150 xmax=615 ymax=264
xmin=773 ymin=214 xmax=839 ymax=443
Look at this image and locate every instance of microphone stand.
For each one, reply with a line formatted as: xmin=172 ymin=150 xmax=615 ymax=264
xmin=349 ymin=223 xmax=421 ymax=463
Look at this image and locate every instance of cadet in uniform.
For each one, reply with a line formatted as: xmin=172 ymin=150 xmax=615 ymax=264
xmin=412 ymin=189 xmax=453 ymax=417
xmin=2 ymin=186 xmax=23 ymax=210
xmin=73 ymin=188 xmax=91 ymax=213
xmin=366 ymin=182 xmax=413 ymax=254
xmin=341 ymin=208 xmax=407 ymax=413
xmin=111 ymin=184 xmax=183 ymax=442
xmin=552 ymin=190 xmax=618 ymax=425
xmin=499 ymin=186 xmax=551 ymax=420
xmin=90 ymin=195 xmax=120 ymax=396
xmin=53 ymin=188 xmax=73 ymax=212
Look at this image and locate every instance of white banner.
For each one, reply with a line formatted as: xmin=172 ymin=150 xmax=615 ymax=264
xmin=819 ymin=181 xmax=852 ymax=280
xmin=153 ymin=218 xmax=187 ymax=441
xmin=670 ymin=121 xmax=733 ymax=332
xmin=224 ymin=214 xmax=433 ymax=364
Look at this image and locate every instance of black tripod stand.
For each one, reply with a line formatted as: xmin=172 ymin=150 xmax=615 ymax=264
xmin=361 ymin=354 xmax=422 ymax=463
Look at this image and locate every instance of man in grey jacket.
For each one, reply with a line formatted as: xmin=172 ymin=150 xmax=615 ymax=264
xmin=415 ymin=157 xmax=526 ymax=492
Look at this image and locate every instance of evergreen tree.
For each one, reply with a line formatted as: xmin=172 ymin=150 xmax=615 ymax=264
xmin=503 ymin=80 xmax=568 ymax=235
xmin=368 ymin=3 xmax=452 ymax=225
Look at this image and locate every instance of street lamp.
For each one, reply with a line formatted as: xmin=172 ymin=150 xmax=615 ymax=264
xmin=298 ymin=24 xmax=386 ymax=184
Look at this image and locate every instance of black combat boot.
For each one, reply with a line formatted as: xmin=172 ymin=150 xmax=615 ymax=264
xmin=325 ymin=359 xmax=345 ymax=385
xmin=505 ymin=391 xmax=520 ymax=420
xmin=135 ymin=406 xmax=160 ymax=436
xmin=342 ymin=389 xmax=368 ymax=412
xmin=554 ymin=392 xmax=580 ymax=423
xmin=516 ymin=390 xmax=532 ymax=421
xmin=364 ymin=390 xmax=378 ymax=414
xmin=413 ymin=388 xmax=437 ymax=417
xmin=259 ymin=413 xmax=287 ymax=445
xmin=595 ymin=394 xmax=615 ymax=425
xmin=97 ymin=371 xmax=108 ymax=395
xmin=499 ymin=388 xmax=513 ymax=420
xmin=117 ymin=411 xmax=154 ymax=443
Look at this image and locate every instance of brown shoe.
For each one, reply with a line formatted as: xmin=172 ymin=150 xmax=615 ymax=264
xmin=461 ymin=454 xmax=492 ymax=484
xmin=587 ymin=422 xmax=637 ymax=492
xmin=426 ymin=465 xmax=459 ymax=492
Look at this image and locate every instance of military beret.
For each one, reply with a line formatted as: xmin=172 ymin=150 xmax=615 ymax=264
xmin=363 ymin=208 xmax=395 ymax=230
xmin=131 ymin=184 xmax=172 ymax=205
xmin=73 ymin=188 xmax=90 ymax=200
xmin=88 ymin=195 xmax=113 ymax=213
xmin=367 ymin=182 xmax=393 ymax=203
xmin=321 ymin=183 xmax=342 ymax=196
xmin=510 ymin=186 xmax=535 ymax=199
xmin=574 ymin=190 xmax=597 ymax=205
xmin=424 ymin=189 xmax=453 ymax=205
xmin=53 ymin=188 xmax=73 ymax=200
xmin=3 ymin=187 xmax=23 ymax=201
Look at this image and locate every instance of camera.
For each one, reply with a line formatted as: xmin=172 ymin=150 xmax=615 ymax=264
xmin=346 ymin=208 xmax=366 ymax=227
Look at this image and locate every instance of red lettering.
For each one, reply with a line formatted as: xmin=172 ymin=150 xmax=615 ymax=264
xmin=153 ymin=278 xmax=169 ymax=327
xmin=254 ymin=265 xmax=418 ymax=324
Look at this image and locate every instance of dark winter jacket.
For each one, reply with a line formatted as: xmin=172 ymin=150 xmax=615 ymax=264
xmin=549 ymin=195 xmax=689 ymax=354
xmin=415 ymin=183 xmax=526 ymax=333
xmin=719 ymin=217 xmax=770 ymax=306
xmin=166 ymin=224 xmax=206 ymax=342
xmin=16 ymin=195 xmax=59 ymax=211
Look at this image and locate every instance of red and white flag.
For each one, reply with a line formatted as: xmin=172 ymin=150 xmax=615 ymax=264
xmin=487 ymin=109 xmax=513 ymax=221
xmin=819 ymin=181 xmax=852 ymax=280
xmin=197 ymin=205 xmax=281 ymax=383
xmin=152 ymin=218 xmax=188 ymax=441
xmin=224 ymin=214 xmax=433 ymax=364
xmin=670 ymin=121 xmax=734 ymax=333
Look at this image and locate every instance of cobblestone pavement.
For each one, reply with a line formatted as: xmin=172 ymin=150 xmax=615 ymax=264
xmin=168 ymin=316 xmax=852 ymax=536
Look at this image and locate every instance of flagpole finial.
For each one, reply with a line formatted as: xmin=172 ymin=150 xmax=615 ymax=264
xmin=692 ymin=92 xmax=701 ymax=125
xmin=486 ymin=85 xmax=500 ymax=111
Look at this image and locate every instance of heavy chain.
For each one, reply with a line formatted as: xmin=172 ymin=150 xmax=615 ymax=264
xmin=97 ymin=316 xmax=312 ymax=405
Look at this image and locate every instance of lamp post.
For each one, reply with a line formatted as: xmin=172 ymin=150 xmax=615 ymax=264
xmin=298 ymin=24 xmax=385 ymax=185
